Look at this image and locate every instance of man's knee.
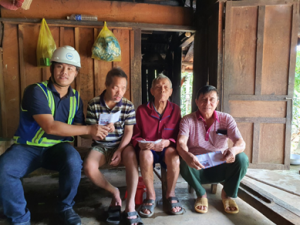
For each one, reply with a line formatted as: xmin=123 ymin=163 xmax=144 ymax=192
xmin=122 ymin=145 xmax=137 ymax=163
xmin=235 ymin=152 xmax=249 ymax=169
xmin=139 ymin=150 xmax=153 ymax=166
xmin=164 ymin=147 xmax=180 ymax=168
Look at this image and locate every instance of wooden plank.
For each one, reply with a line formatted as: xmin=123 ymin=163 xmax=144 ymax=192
xmin=259 ymin=123 xmax=285 ymax=164
xmin=229 ymin=95 xmax=292 ymax=101
xmin=113 ymin=29 xmax=131 ymax=100
xmin=252 ymin=123 xmax=260 ymax=164
xmin=249 ymin=163 xmax=286 ymax=170
xmin=130 ymin=29 xmax=142 ymax=109
xmin=22 ymin=24 xmax=42 ymax=86
xmin=237 ymin=122 xmax=253 ymax=163
xmin=18 ymin=25 xmax=26 ymax=98
xmin=179 ymin=34 xmax=194 ymax=48
xmin=229 ymin=100 xmax=286 ymax=118
xmin=0 ymin=18 xmax=196 ymax=32
xmin=59 ymin=27 xmax=64 ymax=47
xmin=230 ymin=0 xmax=295 ymax=6
xmin=63 ymin=27 xmax=76 ymax=89
xmin=0 ymin=48 xmax=4 ymax=137
xmin=255 ymin=6 xmax=265 ymax=95
xmin=0 ymin=1 xmax=193 ymax=26
xmin=235 ymin=117 xmax=286 ymax=124
xmin=261 ymin=5 xmax=292 ymax=95
xmin=238 ymin=179 xmax=300 ymax=224
xmin=217 ymin=1 xmax=224 ymax=110
xmin=2 ymin=24 xmax=20 ymax=138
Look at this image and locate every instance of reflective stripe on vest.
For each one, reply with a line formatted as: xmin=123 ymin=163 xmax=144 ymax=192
xmin=13 ymin=81 xmax=80 ymax=147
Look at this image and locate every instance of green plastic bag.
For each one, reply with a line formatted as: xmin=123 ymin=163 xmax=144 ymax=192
xmin=36 ymin=18 xmax=56 ymax=67
xmin=92 ymin=21 xmax=121 ymax=62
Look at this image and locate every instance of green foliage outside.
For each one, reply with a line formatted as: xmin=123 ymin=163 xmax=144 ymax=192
xmin=180 ymin=72 xmax=193 ymax=117
xmin=292 ymin=49 xmax=300 ymax=154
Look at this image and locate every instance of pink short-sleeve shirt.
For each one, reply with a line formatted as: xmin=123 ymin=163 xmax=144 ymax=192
xmin=179 ymin=110 xmax=242 ymax=155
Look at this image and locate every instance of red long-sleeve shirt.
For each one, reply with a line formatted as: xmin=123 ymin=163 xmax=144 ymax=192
xmin=132 ymin=101 xmax=181 ymax=150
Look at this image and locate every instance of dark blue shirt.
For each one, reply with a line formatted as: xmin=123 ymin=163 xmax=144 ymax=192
xmin=21 ymin=79 xmax=84 ymax=141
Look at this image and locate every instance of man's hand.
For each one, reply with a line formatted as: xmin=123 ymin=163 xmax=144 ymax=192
xmin=110 ymin=149 xmax=122 ymax=166
xmin=89 ymin=124 xmax=110 ymax=140
xmin=152 ymin=139 xmax=170 ymax=152
xmin=222 ymin=148 xmax=236 ymax=163
xmin=106 ymin=123 xmax=115 ymax=133
xmin=186 ymin=153 xmax=205 ymax=170
xmin=138 ymin=141 xmax=154 ymax=150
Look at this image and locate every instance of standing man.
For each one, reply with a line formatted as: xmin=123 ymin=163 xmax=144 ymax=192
xmin=84 ymin=68 xmax=143 ymax=225
xmin=177 ymin=85 xmax=248 ymax=214
xmin=132 ymin=74 xmax=184 ymax=217
xmin=0 ymin=46 xmax=106 ymax=225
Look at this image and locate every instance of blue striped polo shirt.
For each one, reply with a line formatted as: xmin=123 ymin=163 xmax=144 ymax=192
xmin=86 ymin=90 xmax=136 ymax=147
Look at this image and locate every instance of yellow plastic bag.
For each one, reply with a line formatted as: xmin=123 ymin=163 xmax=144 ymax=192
xmin=92 ymin=21 xmax=121 ymax=62
xmin=36 ymin=18 xmax=56 ymax=67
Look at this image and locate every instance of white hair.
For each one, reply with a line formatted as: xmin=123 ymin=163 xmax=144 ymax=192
xmin=151 ymin=74 xmax=172 ymax=89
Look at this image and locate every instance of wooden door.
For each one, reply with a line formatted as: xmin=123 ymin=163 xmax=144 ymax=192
xmin=223 ymin=0 xmax=298 ymax=169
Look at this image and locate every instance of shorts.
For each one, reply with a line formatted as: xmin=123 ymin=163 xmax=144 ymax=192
xmin=151 ymin=148 xmax=167 ymax=169
xmin=91 ymin=145 xmax=118 ymax=165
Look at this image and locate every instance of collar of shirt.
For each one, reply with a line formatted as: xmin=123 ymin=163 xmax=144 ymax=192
xmin=47 ymin=78 xmax=74 ymax=98
xmin=146 ymin=100 xmax=173 ymax=120
xmin=196 ymin=110 xmax=220 ymax=123
xmin=99 ymin=90 xmax=123 ymax=110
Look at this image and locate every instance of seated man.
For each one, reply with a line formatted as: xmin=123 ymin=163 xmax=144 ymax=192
xmin=132 ymin=74 xmax=184 ymax=217
xmin=83 ymin=68 xmax=143 ymax=225
xmin=177 ymin=85 xmax=248 ymax=214
xmin=0 ymin=46 xmax=106 ymax=225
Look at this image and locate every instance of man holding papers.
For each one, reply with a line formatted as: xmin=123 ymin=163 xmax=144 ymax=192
xmin=132 ymin=74 xmax=184 ymax=217
xmin=177 ymin=85 xmax=248 ymax=214
xmin=84 ymin=68 xmax=143 ymax=225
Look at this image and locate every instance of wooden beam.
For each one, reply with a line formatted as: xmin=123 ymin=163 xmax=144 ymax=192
xmin=238 ymin=179 xmax=300 ymax=224
xmin=1 ymin=0 xmax=193 ymax=26
xmin=184 ymin=41 xmax=194 ymax=61
xmin=130 ymin=29 xmax=142 ymax=110
xmin=17 ymin=24 xmax=26 ymax=99
xmin=180 ymin=34 xmax=195 ymax=47
xmin=0 ymin=18 xmax=196 ymax=32
xmin=182 ymin=61 xmax=193 ymax=66
xmin=0 ymin=48 xmax=5 ymax=137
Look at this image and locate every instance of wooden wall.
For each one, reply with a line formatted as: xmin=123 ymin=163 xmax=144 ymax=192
xmin=223 ymin=0 xmax=298 ymax=169
xmin=0 ymin=22 xmax=141 ymax=146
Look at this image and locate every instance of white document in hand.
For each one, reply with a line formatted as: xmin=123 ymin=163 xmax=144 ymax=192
xmin=196 ymin=151 xmax=225 ymax=169
xmin=138 ymin=139 xmax=162 ymax=144
xmin=98 ymin=111 xmax=121 ymax=125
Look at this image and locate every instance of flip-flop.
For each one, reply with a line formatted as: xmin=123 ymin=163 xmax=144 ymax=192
xmin=222 ymin=198 xmax=239 ymax=214
xmin=194 ymin=197 xmax=208 ymax=214
xmin=166 ymin=197 xmax=185 ymax=215
xmin=138 ymin=199 xmax=156 ymax=218
xmin=121 ymin=211 xmax=144 ymax=225
xmin=106 ymin=205 xmax=121 ymax=224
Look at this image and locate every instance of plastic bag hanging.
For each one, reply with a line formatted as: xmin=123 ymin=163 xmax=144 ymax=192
xmin=92 ymin=21 xmax=121 ymax=62
xmin=36 ymin=18 xmax=56 ymax=67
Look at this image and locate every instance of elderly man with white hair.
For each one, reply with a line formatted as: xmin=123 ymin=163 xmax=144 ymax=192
xmin=131 ymin=74 xmax=184 ymax=217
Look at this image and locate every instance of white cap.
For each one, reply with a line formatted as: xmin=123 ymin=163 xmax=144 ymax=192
xmin=51 ymin=46 xmax=81 ymax=68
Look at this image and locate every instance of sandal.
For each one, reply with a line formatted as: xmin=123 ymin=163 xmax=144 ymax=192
xmin=194 ymin=197 xmax=208 ymax=214
xmin=121 ymin=211 xmax=144 ymax=225
xmin=222 ymin=198 xmax=239 ymax=214
xmin=106 ymin=205 xmax=121 ymax=225
xmin=166 ymin=197 xmax=184 ymax=215
xmin=138 ymin=199 xmax=156 ymax=218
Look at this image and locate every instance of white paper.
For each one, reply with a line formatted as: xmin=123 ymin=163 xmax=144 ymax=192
xmin=196 ymin=151 xmax=225 ymax=169
xmin=138 ymin=139 xmax=162 ymax=144
xmin=98 ymin=111 xmax=121 ymax=125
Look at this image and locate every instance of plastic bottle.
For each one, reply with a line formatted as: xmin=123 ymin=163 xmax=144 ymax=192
xmin=67 ymin=14 xmax=98 ymax=21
